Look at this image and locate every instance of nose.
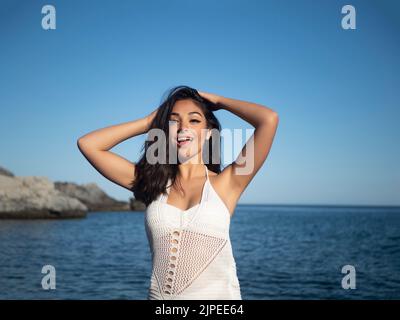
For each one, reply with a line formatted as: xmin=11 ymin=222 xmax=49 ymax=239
xmin=177 ymin=118 xmax=191 ymax=131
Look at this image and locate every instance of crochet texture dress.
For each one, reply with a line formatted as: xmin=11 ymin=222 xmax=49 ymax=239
xmin=144 ymin=164 xmax=242 ymax=300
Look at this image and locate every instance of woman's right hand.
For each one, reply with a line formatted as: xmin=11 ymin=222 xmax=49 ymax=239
xmin=144 ymin=108 xmax=159 ymax=131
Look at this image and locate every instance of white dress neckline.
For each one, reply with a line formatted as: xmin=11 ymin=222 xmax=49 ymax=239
xmin=158 ymin=164 xmax=210 ymax=228
xmin=160 ymin=164 xmax=209 ymax=213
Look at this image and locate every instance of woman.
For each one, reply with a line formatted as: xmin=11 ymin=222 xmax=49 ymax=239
xmin=77 ymin=85 xmax=279 ymax=300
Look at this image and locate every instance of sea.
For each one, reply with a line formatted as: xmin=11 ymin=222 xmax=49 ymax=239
xmin=0 ymin=205 xmax=399 ymax=299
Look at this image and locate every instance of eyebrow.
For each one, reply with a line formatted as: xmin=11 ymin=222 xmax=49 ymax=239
xmin=170 ymin=111 xmax=203 ymax=117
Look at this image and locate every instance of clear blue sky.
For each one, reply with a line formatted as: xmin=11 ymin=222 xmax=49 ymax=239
xmin=1 ymin=0 xmax=399 ymax=206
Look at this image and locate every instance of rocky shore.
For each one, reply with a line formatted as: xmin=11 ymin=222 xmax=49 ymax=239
xmin=0 ymin=166 xmax=146 ymax=219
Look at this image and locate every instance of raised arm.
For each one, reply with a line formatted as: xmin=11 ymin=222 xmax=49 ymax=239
xmin=198 ymin=91 xmax=279 ymax=195
xmin=77 ymin=110 xmax=157 ymax=191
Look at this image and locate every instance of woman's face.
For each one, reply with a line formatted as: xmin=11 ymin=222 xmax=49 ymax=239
xmin=168 ymin=99 xmax=210 ymax=163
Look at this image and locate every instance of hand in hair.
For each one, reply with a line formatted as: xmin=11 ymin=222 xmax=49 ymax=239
xmin=197 ymin=90 xmax=224 ymax=111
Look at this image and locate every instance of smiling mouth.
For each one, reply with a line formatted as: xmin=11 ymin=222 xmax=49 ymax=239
xmin=176 ymin=136 xmax=194 ymax=147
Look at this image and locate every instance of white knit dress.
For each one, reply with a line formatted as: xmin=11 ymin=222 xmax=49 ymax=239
xmin=144 ymin=165 xmax=242 ymax=300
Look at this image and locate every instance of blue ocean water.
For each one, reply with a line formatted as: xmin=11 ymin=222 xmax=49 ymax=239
xmin=0 ymin=205 xmax=399 ymax=300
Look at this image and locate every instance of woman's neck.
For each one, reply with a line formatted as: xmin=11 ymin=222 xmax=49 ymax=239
xmin=177 ymin=163 xmax=205 ymax=180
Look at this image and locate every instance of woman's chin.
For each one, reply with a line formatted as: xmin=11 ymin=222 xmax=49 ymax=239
xmin=177 ymin=147 xmax=197 ymax=161
xmin=178 ymin=149 xmax=192 ymax=157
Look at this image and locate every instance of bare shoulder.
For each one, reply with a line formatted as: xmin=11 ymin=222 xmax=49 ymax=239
xmin=208 ymin=166 xmax=244 ymax=217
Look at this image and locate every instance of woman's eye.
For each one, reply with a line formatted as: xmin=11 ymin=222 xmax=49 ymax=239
xmin=169 ymin=119 xmax=200 ymax=124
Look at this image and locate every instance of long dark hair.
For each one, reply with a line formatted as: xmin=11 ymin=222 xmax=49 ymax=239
xmin=131 ymin=85 xmax=222 ymax=206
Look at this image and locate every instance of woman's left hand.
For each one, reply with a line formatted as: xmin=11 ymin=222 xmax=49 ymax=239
xmin=197 ymin=91 xmax=223 ymax=111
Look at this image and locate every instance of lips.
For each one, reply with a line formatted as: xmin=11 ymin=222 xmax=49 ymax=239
xmin=176 ymin=135 xmax=194 ymax=147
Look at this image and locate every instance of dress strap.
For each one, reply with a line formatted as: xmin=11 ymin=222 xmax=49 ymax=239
xmin=204 ymin=164 xmax=209 ymax=181
xmin=203 ymin=164 xmax=210 ymax=202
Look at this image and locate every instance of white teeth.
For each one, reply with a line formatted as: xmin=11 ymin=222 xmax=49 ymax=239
xmin=177 ymin=137 xmax=193 ymax=142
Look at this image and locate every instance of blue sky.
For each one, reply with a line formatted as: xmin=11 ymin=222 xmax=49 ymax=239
xmin=1 ymin=0 xmax=399 ymax=206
